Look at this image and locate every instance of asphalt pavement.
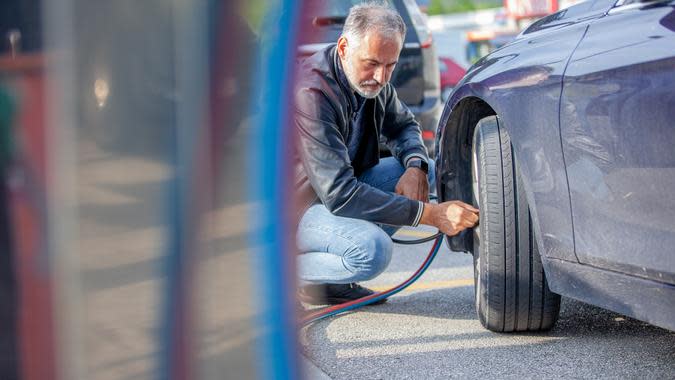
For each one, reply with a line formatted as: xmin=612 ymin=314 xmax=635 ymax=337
xmin=300 ymin=226 xmax=675 ymax=379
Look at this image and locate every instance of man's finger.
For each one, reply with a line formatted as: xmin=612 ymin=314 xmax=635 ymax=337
xmin=442 ymin=225 xmax=460 ymax=236
xmin=463 ymin=209 xmax=479 ymax=223
xmin=462 ymin=217 xmax=477 ymax=228
xmin=459 ymin=218 xmax=476 ymax=228
xmin=459 ymin=202 xmax=479 ymax=213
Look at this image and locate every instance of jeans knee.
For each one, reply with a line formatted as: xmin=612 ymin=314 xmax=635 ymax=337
xmin=343 ymin=227 xmax=393 ymax=281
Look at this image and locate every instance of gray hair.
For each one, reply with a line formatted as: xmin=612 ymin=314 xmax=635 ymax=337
xmin=342 ymin=2 xmax=406 ymax=45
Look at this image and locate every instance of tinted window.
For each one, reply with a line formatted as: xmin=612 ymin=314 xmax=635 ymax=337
xmin=322 ymin=0 xmax=394 ymax=16
xmin=298 ymin=0 xmax=414 ymax=45
xmin=403 ymin=0 xmax=431 ymax=43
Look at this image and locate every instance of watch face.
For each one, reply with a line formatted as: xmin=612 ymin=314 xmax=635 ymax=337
xmin=420 ymin=160 xmax=429 ymax=173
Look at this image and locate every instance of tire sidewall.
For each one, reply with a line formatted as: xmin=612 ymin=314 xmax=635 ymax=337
xmin=471 ymin=119 xmax=490 ymax=328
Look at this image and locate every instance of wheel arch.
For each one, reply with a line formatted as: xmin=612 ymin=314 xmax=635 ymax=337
xmin=437 ymin=96 xmax=545 ymax=256
xmin=437 ymin=96 xmax=495 ymax=253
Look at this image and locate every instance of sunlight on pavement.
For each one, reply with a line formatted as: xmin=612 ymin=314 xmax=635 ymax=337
xmin=394 ymin=228 xmax=439 ymax=238
xmin=370 ymin=278 xmax=473 ymax=293
xmin=335 ymin=335 xmax=564 ymax=358
xmin=325 ymin=316 xmax=483 ymax=343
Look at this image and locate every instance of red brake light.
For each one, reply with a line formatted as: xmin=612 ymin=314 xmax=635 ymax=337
xmin=422 ymin=130 xmax=435 ymax=140
xmin=421 ymin=35 xmax=433 ymax=49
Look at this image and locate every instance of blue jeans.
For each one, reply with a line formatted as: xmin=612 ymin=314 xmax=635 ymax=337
xmin=296 ymin=157 xmax=435 ymax=284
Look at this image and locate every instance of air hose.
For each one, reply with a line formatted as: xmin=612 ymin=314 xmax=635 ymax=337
xmin=300 ymin=231 xmax=444 ymax=326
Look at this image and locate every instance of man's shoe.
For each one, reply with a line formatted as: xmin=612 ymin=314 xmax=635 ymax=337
xmin=299 ymin=283 xmax=387 ymax=306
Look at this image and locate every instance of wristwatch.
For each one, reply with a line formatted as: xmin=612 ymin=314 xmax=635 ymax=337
xmin=406 ymin=159 xmax=429 ymax=175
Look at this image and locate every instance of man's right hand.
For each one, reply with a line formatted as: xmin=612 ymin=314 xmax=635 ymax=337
xmin=420 ymin=201 xmax=479 ymax=236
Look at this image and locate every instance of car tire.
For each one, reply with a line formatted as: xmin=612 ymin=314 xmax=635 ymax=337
xmin=471 ymin=115 xmax=561 ymax=332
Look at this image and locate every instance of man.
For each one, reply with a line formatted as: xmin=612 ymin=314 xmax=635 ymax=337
xmin=294 ymin=3 xmax=478 ymax=305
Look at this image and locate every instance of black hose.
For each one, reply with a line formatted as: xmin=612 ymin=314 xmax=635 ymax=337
xmin=391 ymin=195 xmax=441 ymax=245
xmin=391 ymin=231 xmax=442 ymax=245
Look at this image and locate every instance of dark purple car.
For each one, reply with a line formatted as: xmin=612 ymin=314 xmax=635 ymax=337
xmin=435 ymin=0 xmax=675 ymax=332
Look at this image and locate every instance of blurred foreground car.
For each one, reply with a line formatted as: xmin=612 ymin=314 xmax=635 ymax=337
xmin=438 ymin=56 xmax=466 ymax=101
xmin=436 ymin=0 xmax=675 ymax=332
xmin=299 ymin=0 xmax=442 ymax=155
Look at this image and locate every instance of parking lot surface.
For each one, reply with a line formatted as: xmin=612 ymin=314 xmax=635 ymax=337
xmin=301 ymin=227 xmax=675 ymax=379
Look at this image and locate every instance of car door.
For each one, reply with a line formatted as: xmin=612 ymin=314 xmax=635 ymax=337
xmin=392 ymin=0 xmax=429 ymax=108
xmin=560 ymin=0 xmax=675 ymax=282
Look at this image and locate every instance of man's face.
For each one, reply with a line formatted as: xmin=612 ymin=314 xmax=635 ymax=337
xmin=337 ymin=31 xmax=402 ymax=99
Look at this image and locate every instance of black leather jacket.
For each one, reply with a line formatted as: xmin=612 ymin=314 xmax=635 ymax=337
xmin=294 ymin=45 xmax=429 ymax=226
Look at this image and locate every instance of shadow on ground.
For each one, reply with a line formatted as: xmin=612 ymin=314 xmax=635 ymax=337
xmin=303 ymin=286 xmax=675 ymax=379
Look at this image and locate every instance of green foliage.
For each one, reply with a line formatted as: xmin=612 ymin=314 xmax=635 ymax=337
xmin=428 ymin=0 xmax=501 ymax=15
xmin=242 ymin=0 xmax=269 ymax=33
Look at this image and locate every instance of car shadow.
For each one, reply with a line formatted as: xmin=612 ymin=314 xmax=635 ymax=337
xmin=302 ymin=286 xmax=675 ymax=378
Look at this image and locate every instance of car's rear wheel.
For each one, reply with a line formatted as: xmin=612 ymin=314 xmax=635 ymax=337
xmin=471 ymin=115 xmax=560 ymax=332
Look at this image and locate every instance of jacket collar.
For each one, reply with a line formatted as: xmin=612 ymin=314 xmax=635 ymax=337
xmin=331 ymin=45 xmax=360 ymax=112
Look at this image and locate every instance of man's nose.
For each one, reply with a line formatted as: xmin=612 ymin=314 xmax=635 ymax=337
xmin=373 ymin=66 xmax=386 ymax=84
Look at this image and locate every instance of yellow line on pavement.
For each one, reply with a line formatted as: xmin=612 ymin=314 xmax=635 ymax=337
xmin=394 ymin=229 xmax=437 ymax=238
xmin=370 ymin=278 xmax=473 ymax=293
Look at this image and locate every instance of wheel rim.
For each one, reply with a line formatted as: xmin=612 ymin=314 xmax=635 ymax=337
xmin=471 ymin=132 xmax=482 ymax=312
xmin=471 ymin=135 xmax=481 ymax=249
xmin=472 ymin=146 xmax=480 ymax=209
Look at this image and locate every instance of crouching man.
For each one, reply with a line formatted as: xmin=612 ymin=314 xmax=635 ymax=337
xmin=294 ymin=2 xmax=478 ymax=305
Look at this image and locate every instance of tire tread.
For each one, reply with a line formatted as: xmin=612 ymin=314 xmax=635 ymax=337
xmin=472 ymin=116 xmax=561 ymax=332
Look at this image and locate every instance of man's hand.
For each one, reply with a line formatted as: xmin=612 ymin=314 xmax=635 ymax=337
xmin=420 ymin=201 xmax=479 ymax=236
xmin=395 ymin=167 xmax=429 ymax=202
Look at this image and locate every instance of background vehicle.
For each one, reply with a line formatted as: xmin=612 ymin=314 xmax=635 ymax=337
xmin=299 ymin=0 xmax=442 ymax=155
xmin=438 ymin=56 xmax=466 ymax=101
xmin=435 ymin=0 xmax=675 ymax=332
xmin=464 ymin=28 xmax=518 ymax=64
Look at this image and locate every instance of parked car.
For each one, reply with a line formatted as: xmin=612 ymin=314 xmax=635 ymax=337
xmin=435 ymin=0 xmax=675 ymax=332
xmin=298 ymin=0 xmax=442 ymax=155
xmin=464 ymin=28 xmax=519 ymax=65
xmin=438 ymin=56 xmax=466 ymax=101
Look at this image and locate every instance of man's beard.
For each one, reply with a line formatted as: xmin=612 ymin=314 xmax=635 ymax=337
xmin=343 ymin=55 xmax=384 ymax=99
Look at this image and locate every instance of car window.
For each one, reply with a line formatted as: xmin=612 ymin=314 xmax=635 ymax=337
xmin=321 ymin=0 xmax=394 ymax=16
xmin=403 ymin=0 xmax=431 ymax=43
xmin=299 ymin=0 xmax=412 ymax=46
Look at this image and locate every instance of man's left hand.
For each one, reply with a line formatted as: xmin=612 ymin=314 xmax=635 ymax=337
xmin=395 ymin=167 xmax=429 ymax=202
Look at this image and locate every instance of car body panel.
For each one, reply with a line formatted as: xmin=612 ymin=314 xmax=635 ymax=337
xmin=545 ymin=256 xmax=675 ymax=331
xmin=561 ymin=0 xmax=675 ymax=283
xmin=436 ymin=0 xmax=675 ymax=330
xmin=398 ymin=0 xmax=434 ymax=107
xmin=438 ymin=0 xmax=612 ymax=262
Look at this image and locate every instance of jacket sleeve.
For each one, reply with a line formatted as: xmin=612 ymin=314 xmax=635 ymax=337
xmin=380 ymin=84 xmax=430 ymax=167
xmin=295 ymin=87 xmax=424 ymax=226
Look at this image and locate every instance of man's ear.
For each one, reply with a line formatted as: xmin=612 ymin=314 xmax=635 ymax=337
xmin=337 ymin=36 xmax=348 ymax=59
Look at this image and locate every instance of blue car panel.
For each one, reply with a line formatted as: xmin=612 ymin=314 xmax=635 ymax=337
xmin=437 ymin=0 xmax=612 ymax=262
xmin=561 ymin=1 xmax=675 ymax=283
xmin=436 ymin=0 xmax=675 ymax=330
